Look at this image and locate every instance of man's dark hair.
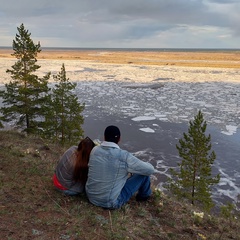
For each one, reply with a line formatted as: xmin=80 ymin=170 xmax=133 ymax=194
xmin=104 ymin=125 xmax=121 ymax=144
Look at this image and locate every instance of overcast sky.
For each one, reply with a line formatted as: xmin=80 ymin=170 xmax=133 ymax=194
xmin=0 ymin=0 xmax=239 ymax=49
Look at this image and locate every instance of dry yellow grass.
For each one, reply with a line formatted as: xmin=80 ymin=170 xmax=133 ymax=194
xmin=1 ymin=48 xmax=240 ymax=68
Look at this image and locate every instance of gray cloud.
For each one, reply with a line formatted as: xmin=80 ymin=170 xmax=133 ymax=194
xmin=208 ymin=0 xmax=239 ymax=3
xmin=0 ymin=0 xmax=239 ymax=48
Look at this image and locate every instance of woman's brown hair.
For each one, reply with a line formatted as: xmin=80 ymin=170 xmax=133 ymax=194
xmin=73 ymin=137 xmax=95 ymax=184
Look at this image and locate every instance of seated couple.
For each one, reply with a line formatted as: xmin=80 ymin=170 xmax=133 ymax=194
xmin=53 ymin=125 xmax=159 ymax=209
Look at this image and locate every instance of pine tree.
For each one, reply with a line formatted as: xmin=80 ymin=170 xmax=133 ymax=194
xmin=0 ymin=23 xmax=50 ymax=133
xmin=168 ymin=110 xmax=220 ymax=211
xmin=44 ymin=63 xmax=84 ymax=145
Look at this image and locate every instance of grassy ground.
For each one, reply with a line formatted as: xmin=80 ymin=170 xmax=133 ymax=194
xmin=0 ymin=130 xmax=239 ymax=239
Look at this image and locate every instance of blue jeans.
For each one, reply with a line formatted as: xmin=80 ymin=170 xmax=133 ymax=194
xmin=113 ymin=174 xmax=152 ymax=209
xmin=55 ymin=187 xmax=80 ymax=196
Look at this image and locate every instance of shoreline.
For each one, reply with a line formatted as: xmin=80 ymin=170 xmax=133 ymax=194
xmin=0 ymin=48 xmax=240 ymax=69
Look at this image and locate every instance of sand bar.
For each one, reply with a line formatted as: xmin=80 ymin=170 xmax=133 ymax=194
xmin=0 ymin=48 xmax=240 ymax=69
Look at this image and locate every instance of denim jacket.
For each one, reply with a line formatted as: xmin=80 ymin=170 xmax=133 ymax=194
xmin=85 ymin=141 xmax=157 ymax=208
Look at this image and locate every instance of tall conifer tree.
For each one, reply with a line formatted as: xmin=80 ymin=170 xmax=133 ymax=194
xmin=168 ymin=110 xmax=220 ymax=211
xmin=44 ymin=64 xmax=84 ymax=145
xmin=0 ymin=23 xmax=50 ymax=133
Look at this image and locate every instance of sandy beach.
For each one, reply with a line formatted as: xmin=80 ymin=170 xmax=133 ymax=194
xmin=0 ymin=48 xmax=240 ymax=69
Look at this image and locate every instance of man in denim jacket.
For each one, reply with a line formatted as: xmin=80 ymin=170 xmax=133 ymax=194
xmin=86 ymin=125 xmax=159 ymax=209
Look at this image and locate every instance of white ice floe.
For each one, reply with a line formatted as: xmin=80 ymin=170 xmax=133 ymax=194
xmin=139 ymin=127 xmax=155 ymax=133
xmin=155 ymin=114 xmax=167 ymax=118
xmin=159 ymin=117 xmax=168 ymax=122
xmin=131 ymin=116 xmax=156 ymax=121
xmin=221 ymin=125 xmax=238 ymax=136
